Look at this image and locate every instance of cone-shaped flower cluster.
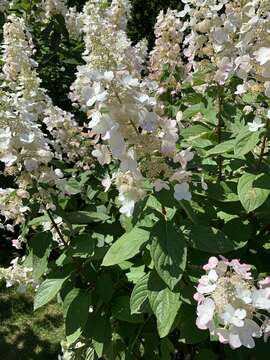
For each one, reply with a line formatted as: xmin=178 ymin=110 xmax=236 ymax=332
xmin=195 ymin=257 xmax=270 ymax=349
xmin=70 ymin=0 xmax=194 ymax=216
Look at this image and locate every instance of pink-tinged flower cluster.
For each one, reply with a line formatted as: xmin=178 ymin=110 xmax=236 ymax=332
xmin=149 ymin=9 xmax=185 ymax=89
xmin=195 ymin=257 xmax=270 ymax=349
xmin=177 ymin=0 xmax=270 ymax=97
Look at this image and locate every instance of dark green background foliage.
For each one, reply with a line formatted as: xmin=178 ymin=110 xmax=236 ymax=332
xmin=127 ymin=0 xmax=182 ymax=48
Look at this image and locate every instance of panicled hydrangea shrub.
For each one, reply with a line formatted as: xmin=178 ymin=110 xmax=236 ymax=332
xmin=195 ymin=257 xmax=270 ymax=349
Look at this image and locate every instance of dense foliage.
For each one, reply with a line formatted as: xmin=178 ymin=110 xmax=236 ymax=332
xmin=1 ymin=1 xmax=270 ymax=359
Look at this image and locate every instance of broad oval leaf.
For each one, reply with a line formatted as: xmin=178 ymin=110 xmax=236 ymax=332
xmin=65 ymin=211 xmax=110 ymax=224
xmin=234 ymin=128 xmax=260 ymax=156
xmin=102 ymin=227 xmax=150 ymax=266
xmin=206 ymin=140 xmax=235 ymax=157
xmin=238 ymin=173 xmax=270 ymax=213
xmin=112 ymin=296 xmax=144 ymax=323
xmin=29 ymin=232 xmax=52 ymax=280
xmin=150 ymin=221 xmax=187 ymax=290
xmin=65 ymin=289 xmax=91 ymax=345
xmin=183 ymin=225 xmax=243 ymax=253
xmin=130 ymin=274 xmax=149 ymax=314
xmin=148 ymin=271 xmax=181 ymax=338
xmin=34 ymin=277 xmax=68 ymax=310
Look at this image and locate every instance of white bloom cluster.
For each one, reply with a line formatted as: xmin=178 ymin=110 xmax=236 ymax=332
xmin=0 ymin=257 xmax=34 ymax=293
xmin=70 ymin=0 xmax=194 ymax=216
xmin=0 ymin=188 xmax=29 ymax=227
xmin=0 ymin=0 xmax=10 ymax=12
xmin=65 ymin=7 xmax=84 ymax=38
xmin=149 ymin=9 xmax=185 ymax=89
xmin=177 ymin=0 xmax=270 ymax=96
xmin=41 ymin=0 xmax=68 ymax=18
xmin=0 ymin=14 xmax=95 ymax=227
xmin=0 ymin=15 xmax=53 ymax=172
xmin=195 ymin=256 xmax=270 ymax=349
xmin=43 ymin=106 xmax=94 ymax=168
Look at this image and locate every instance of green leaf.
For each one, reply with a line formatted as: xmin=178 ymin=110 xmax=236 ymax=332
xmin=234 ymin=128 xmax=260 ymax=156
xmin=102 ymin=227 xmax=150 ymax=266
xmin=181 ymin=125 xmax=213 ymax=148
xmin=62 ymin=178 xmax=82 ymax=195
xmin=65 ymin=289 xmax=91 ymax=345
xmin=65 ymin=211 xmax=110 ymax=224
xmin=205 ymin=140 xmax=235 ymax=157
xmin=238 ymin=173 xmax=270 ymax=212
xmin=126 ymin=265 xmax=145 ymax=284
xmin=91 ymin=314 xmax=111 ymax=358
xmin=150 ymin=221 xmax=187 ymax=290
xmin=96 ymin=273 xmax=114 ymax=303
xmin=29 ymin=232 xmax=52 ymax=280
xmin=183 ymin=225 xmax=241 ymax=253
xmin=34 ymin=277 xmax=67 ymax=310
xmin=67 ymin=234 xmax=95 ymax=258
xmin=130 ymin=274 xmax=149 ymax=314
xmin=148 ymin=271 xmax=181 ymax=338
xmin=112 ymin=296 xmax=144 ymax=323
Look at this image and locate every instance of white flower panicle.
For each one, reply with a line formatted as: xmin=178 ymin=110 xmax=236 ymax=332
xmin=0 ymin=14 xmax=95 ymax=227
xmin=0 ymin=0 xmax=10 ymax=13
xmin=149 ymin=9 xmax=185 ymax=88
xmin=195 ymin=257 xmax=270 ymax=349
xmin=0 ymin=187 xmax=29 ymax=227
xmin=0 ymin=15 xmax=52 ymax=173
xmin=70 ymin=0 xmax=194 ymax=216
xmin=175 ymin=0 xmax=270 ymax=96
xmin=41 ymin=0 xmax=68 ymax=18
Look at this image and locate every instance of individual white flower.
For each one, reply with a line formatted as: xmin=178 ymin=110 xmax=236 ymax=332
xmin=203 ymin=257 xmax=219 ymax=271
xmin=92 ymin=144 xmax=111 ymax=165
xmin=139 ymin=111 xmax=157 ymax=132
xmin=252 ymin=289 xmax=270 ymax=310
xmin=265 ymin=82 xmax=270 ymax=97
xmin=214 ymin=57 xmax=234 ymax=85
xmin=102 ymin=174 xmax=112 ymax=192
xmin=259 ymin=277 xmax=270 ymax=288
xmin=262 ymin=318 xmax=270 ymax=342
xmin=243 ymin=106 xmax=253 ymax=115
xmin=221 ymin=305 xmax=247 ymax=327
xmin=217 ymin=319 xmax=261 ymax=349
xmin=174 ymin=183 xmax=192 ymax=201
xmin=153 ymin=179 xmax=170 ymax=192
xmin=20 ymin=132 xmax=35 ymax=144
xmin=197 ymin=270 xmax=219 ymax=295
xmin=0 ymin=153 xmax=17 ymax=166
xmin=85 ymin=82 xmax=108 ymax=107
xmin=235 ymin=287 xmax=252 ymax=304
xmin=254 ymin=47 xmax=270 ymax=66
xmin=196 ymin=298 xmax=215 ymax=330
xmin=229 ymin=259 xmax=252 ymax=280
xmin=235 ymin=83 xmax=248 ymax=95
xmin=174 ymin=148 xmax=194 ymax=169
xmin=248 ymin=117 xmax=264 ymax=132
xmin=0 ymin=128 xmax=12 ymax=150
xmin=88 ymin=112 xmax=115 ymax=140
